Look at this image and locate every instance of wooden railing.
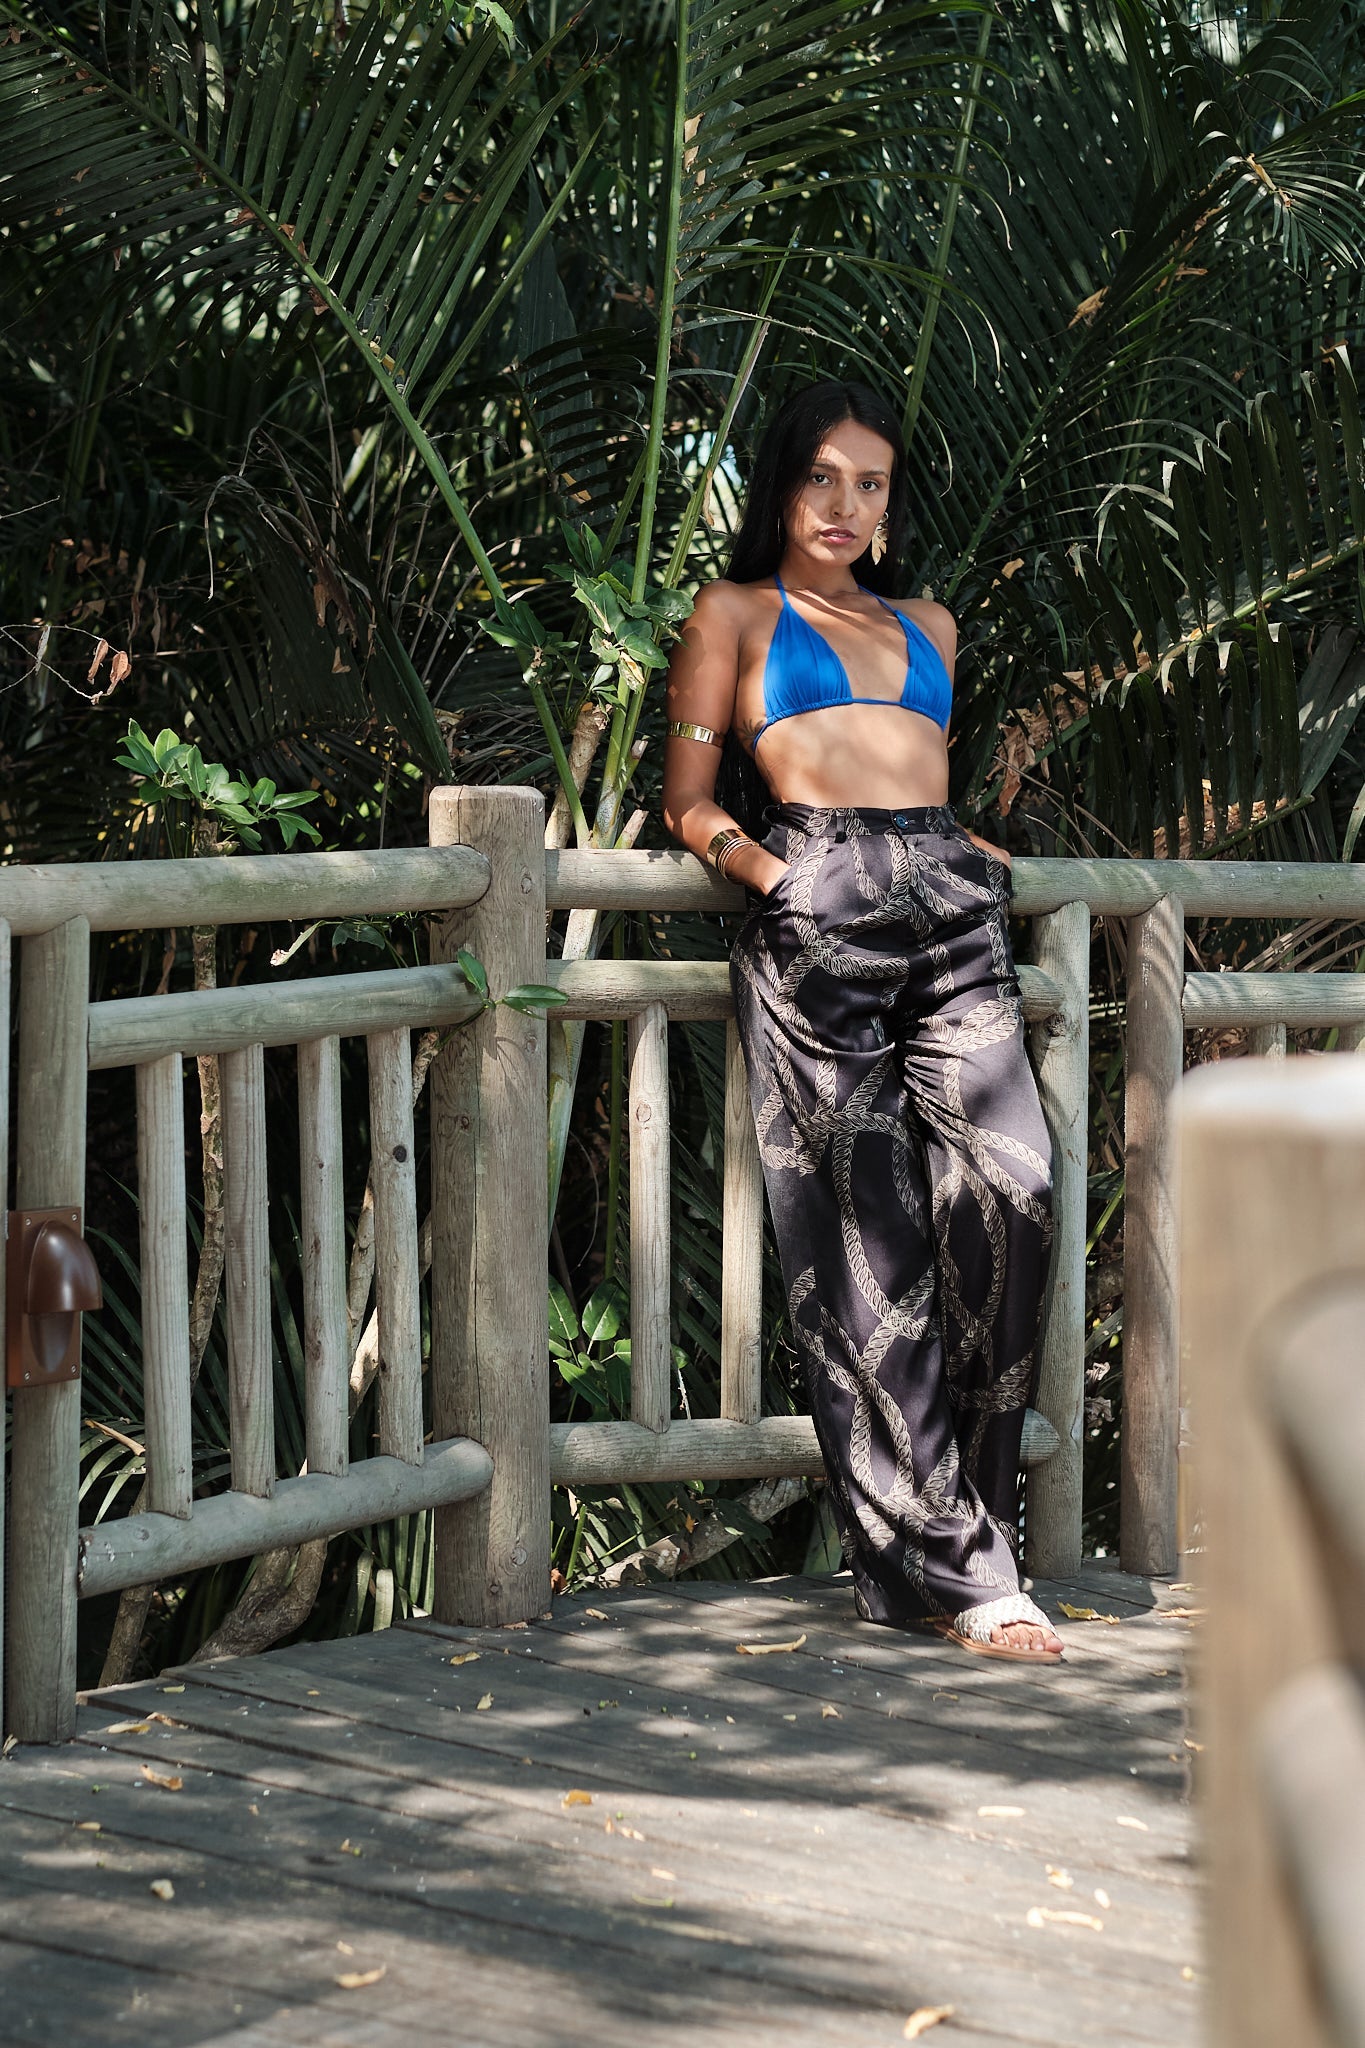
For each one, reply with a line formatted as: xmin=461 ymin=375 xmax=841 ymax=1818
xmin=8 ymin=789 xmax=1365 ymax=1743
xmin=1180 ymin=1059 xmax=1365 ymax=2048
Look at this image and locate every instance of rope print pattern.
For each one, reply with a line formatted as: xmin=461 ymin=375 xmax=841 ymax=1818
xmin=729 ymin=804 xmax=1055 ymax=1627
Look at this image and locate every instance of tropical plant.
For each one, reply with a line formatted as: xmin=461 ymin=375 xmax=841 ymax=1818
xmin=9 ymin=0 xmax=1365 ymax=1622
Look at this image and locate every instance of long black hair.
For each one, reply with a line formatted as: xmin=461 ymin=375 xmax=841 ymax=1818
xmin=715 ymin=377 xmax=910 ymax=837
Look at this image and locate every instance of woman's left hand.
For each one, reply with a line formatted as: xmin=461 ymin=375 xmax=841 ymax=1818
xmin=963 ymin=830 xmax=1011 ymax=873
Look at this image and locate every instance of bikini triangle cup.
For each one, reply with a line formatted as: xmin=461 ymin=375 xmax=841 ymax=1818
xmin=748 ymin=574 xmax=952 ymax=755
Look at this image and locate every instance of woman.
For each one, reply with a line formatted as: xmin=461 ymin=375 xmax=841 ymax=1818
xmin=661 ymin=378 xmax=1063 ymax=1662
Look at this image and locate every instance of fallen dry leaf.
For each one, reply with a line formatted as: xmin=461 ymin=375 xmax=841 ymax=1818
xmin=1027 ymin=1906 xmax=1104 ymax=1931
xmin=337 ymin=1941 xmax=354 ymax=1955
xmin=631 ymin=1893 xmax=674 ymax=1908
xmin=1115 ymin=1816 xmax=1149 ymax=1831
xmin=306 ymin=1689 xmax=320 ymax=1697
xmin=582 ymin=1608 xmax=609 ymax=1620
xmin=448 ymin=1652 xmax=481 ymax=1666
xmin=160 ymin=1685 xmax=185 ymax=1694
xmin=75 ymin=1821 xmax=101 ymax=1833
xmin=335 ymin=1967 xmax=387 ymax=1990
xmin=1057 ymin=1602 xmax=1121 ymax=1623
xmin=651 ymin=1867 xmax=676 ymax=1882
xmin=339 ymin=1839 xmax=362 ymax=1856
xmin=148 ymin=1878 xmax=175 ymax=1901
xmin=139 ymin=1763 xmax=183 ymax=1792
xmin=1094 ymin=1888 xmax=1112 ymax=1909
xmin=475 ymin=1693 xmax=494 ymax=1711
xmin=1047 ymin=1866 xmax=1074 ymax=1890
xmin=904 ymin=2008 xmax=955 ymax=2040
xmin=1164 ymin=1607 xmax=1204 ymax=1619
xmin=821 ymin=1704 xmax=842 ymax=1720
xmin=735 ymin=1634 xmax=807 ymax=1656
xmin=248 ymin=1804 xmax=260 ymax=1817
xmin=102 ymin=1719 xmax=152 ymax=1736
xmin=978 ymin=1805 xmax=1025 ymax=1818
xmin=562 ymin=1790 xmax=593 ymax=1808
xmin=1184 ymin=1738 xmax=1204 ymax=1753
xmin=781 ymin=1713 xmax=797 ymax=1722
xmin=604 ymin=1818 xmax=646 ymax=1841
xmin=1182 ymin=1966 xmax=1195 ymax=1981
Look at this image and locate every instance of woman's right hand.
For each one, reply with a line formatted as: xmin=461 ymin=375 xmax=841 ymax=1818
xmin=759 ymin=855 xmax=792 ymax=897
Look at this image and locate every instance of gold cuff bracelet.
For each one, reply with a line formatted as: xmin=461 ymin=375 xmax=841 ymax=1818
xmin=669 ymin=720 xmax=725 ymax=747
xmin=706 ymin=827 xmax=751 ymax=878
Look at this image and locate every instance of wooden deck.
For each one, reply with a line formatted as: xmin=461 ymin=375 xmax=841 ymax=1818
xmin=0 ymin=1563 xmax=1199 ymax=2048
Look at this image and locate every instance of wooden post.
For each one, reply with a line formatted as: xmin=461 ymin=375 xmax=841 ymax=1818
xmin=1025 ymin=900 xmax=1089 ymax=1576
xmin=221 ymin=1043 xmax=273 ymax=1499
xmin=0 ymin=922 xmax=10 ymax=1726
xmin=367 ymin=1027 xmax=423 ymax=1465
xmin=428 ymin=788 xmax=549 ymax=1625
xmin=7 ymin=917 xmax=89 ymax=1743
xmin=721 ymin=1019 xmax=763 ymax=1425
xmin=1178 ymin=1058 xmax=1365 ymax=2048
xmin=1336 ymin=1021 xmax=1365 ymax=1053
xmin=298 ymin=1036 xmax=348 ymax=1477
xmin=1250 ymin=1022 xmax=1288 ymax=1058
xmin=627 ymin=1002 xmax=670 ymax=1434
xmin=136 ymin=1056 xmax=192 ymax=1518
xmin=1121 ymin=893 xmax=1185 ymax=1575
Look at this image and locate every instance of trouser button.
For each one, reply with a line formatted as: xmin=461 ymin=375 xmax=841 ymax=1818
xmin=893 ymin=810 xmax=909 ymax=828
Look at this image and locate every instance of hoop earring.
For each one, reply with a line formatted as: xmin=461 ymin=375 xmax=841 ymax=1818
xmin=871 ymin=516 xmax=888 ymax=566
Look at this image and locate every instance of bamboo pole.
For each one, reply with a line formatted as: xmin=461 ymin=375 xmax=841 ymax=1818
xmin=368 ymin=1028 xmax=423 ymax=1465
xmin=7 ymin=917 xmax=89 ymax=1743
xmin=627 ymin=1003 xmax=670 ymax=1434
xmin=1121 ymin=894 xmax=1185 ymax=1575
xmin=0 ymin=845 xmax=490 ymax=936
xmin=1025 ymin=901 xmax=1089 ymax=1576
xmin=136 ymin=1056 xmax=192 ymax=1519
xmin=298 ymin=1036 xmax=348 ymax=1478
xmin=721 ymin=1019 xmax=764 ymax=1425
xmin=428 ymin=788 xmax=550 ymax=1626
xmin=221 ymin=1043 xmax=273 ymax=1499
xmin=1178 ymin=1058 xmax=1365 ymax=2048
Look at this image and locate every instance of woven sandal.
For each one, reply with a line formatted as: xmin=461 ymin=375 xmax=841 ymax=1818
xmin=925 ymin=1592 xmax=1064 ymax=1663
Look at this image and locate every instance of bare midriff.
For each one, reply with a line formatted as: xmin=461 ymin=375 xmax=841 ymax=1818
xmin=747 ymin=703 xmax=950 ymax=809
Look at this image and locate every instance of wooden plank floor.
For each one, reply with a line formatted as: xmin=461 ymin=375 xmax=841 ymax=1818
xmin=0 ymin=1562 xmax=1200 ymax=2048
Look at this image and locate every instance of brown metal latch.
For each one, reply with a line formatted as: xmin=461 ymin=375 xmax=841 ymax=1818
xmin=5 ymin=1209 xmax=103 ymax=1389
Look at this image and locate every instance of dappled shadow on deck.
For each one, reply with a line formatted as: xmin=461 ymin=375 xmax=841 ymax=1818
xmin=0 ymin=1564 xmax=1200 ymax=2048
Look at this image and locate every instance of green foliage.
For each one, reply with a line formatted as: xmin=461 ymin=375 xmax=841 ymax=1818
xmin=116 ymin=720 xmax=322 ymax=855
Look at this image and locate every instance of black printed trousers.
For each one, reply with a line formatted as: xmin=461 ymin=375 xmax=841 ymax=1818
xmin=729 ymin=804 xmax=1055 ymax=1626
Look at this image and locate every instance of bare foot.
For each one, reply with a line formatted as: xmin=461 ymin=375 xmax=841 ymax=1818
xmin=992 ymin=1617 xmax=1063 ymax=1656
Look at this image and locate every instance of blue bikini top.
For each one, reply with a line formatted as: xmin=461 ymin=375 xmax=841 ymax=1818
xmin=748 ymin=574 xmax=952 ymax=756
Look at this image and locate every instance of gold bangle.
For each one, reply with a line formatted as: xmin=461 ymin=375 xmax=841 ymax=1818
xmin=669 ymin=720 xmax=725 ymax=748
xmin=707 ymin=827 xmax=750 ymax=876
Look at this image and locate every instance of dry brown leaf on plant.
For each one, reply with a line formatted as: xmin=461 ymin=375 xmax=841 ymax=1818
xmin=734 ymin=1634 xmax=807 ymax=1656
xmin=335 ymin=1967 xmax=387 ymax=1990
xmin=139 ymin=1763 xmax=184 ymax=1792
xmin=904 ymin=2007 xmax=955 ymax=2039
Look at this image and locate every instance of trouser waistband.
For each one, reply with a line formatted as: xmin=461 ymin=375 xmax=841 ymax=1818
xmin=768 ymin=802 xmax=958 ymax=837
